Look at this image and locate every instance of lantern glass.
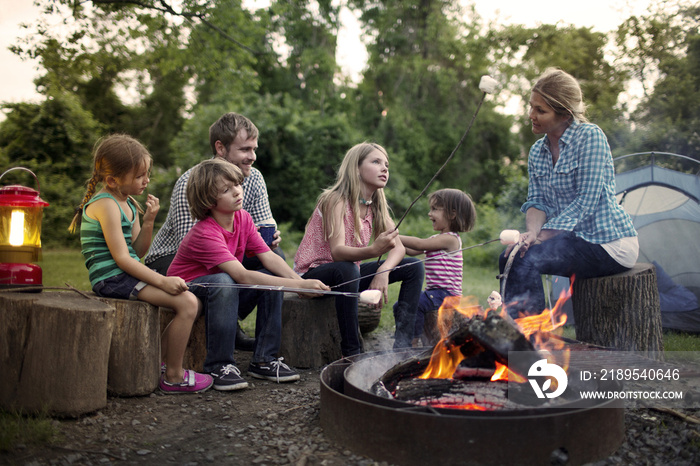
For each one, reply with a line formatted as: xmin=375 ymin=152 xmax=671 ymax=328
xmin=0 ymin=206 xmax=43 ymax=249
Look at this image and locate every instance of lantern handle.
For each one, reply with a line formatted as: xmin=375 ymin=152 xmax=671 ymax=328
xmin=0 ymin=167 xmax=42 ymax=193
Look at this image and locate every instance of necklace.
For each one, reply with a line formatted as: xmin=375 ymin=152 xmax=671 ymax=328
xmin=359 ymin=198 xmax=372 ymax=206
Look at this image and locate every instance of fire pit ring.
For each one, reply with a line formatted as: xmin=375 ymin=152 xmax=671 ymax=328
xmin=320 ymin=350 xmax=625 ymax=465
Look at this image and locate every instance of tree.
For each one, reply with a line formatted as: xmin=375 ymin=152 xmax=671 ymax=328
xmin=616 ymin=2 xmax=700 ymax=158
xmin=349 ymin=0 xmax=518 ymax=212
xmin=0 ymin=93 xmax=103 ymax=247
xmin=491 ymin=24 xmax=628 ymax=151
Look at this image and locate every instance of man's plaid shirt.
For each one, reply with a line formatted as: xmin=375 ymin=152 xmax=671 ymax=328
xmin=145 ymin=164 xmax=274 ymax=265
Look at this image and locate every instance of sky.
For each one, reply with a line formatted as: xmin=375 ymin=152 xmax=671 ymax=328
xmin=0 ymin=0 xmax=654 ymax=109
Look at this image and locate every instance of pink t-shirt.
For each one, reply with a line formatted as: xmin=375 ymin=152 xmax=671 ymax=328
xmin=294 ymin=201 xmax=373 ymax=275
xmin=167 ymin=213 xmax=269 ymax=282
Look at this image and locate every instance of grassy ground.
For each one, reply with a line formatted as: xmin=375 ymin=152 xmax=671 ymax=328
xmin=37 ymin=248 xmax=700 ymax=351
xmin=3 ymin=248 xmax=698 ymax=451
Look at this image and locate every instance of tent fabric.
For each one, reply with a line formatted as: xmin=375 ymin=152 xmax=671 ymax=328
xmin=615 ymin=153 xmax=700 ymax=304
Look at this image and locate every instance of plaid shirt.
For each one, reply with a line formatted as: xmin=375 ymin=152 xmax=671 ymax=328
xmin=145 ymin=163 xmax=274 ymax=264
xmin=522 ymin=121 xmax=636 ymax=244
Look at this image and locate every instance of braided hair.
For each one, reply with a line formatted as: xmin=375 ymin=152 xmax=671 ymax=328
xmin=69 ymin=134 xmax=152 ymax=233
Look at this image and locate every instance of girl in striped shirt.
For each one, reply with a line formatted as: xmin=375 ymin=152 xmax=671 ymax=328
xmin=400 ymin=189 xmax=476 ymax=346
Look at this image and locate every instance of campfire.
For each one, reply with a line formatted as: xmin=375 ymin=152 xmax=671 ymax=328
xmin=370 ymin=285 xmax=575 ymax=411
xmin=320 ymin=279 xmax=626 ymax=465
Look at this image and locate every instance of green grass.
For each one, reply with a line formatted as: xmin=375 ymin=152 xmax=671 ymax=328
xmin=41 ymin=249 xmax=91 ymax=291
xmin=0 ymin=410 xmax=59 ymax=453
xmin=37 ymin=248 xmax=700 ymax=352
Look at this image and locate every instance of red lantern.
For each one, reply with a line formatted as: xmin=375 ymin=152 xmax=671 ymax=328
xmin=0 ymin=168 xmax=49 ymax=290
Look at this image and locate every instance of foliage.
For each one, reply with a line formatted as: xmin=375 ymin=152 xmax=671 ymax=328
xmin=4 ymin=0 xmax=700 ymax=247
xmin=616 ymin=2 xmax=700 ymax=158
xmin=349 ymin=0 xmax=518 ymax=206
xmin=0 ymin=93 xmax=103 ymax=247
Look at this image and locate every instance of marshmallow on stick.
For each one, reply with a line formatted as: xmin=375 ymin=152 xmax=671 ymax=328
xmin=500 ymin=229 xmax=520 ymax=245
xmin=479 ymin=76 xmax=498 ymax=94
xmin=359 ymin=289 xmax=382 ymax=305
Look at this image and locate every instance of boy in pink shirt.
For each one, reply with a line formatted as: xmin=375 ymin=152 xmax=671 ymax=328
xmin=169 ymin=159 xmax=328 ymax=390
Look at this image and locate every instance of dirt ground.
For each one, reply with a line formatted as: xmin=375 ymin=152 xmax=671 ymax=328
xmin=3 ymin=330 xmax=700 ymax=465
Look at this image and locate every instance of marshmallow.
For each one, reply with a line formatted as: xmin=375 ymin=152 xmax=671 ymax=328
xmin=479 ymin=75 xmax=498 ymax=94
xmin=359 ymin=289 xmax=382 ymax=305
xmin=487 ymin=291 xmax=502 ymax=310
xmin=500 ymin=229 xmax=520 ymax=245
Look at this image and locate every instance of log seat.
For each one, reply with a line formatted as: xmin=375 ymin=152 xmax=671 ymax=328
xmin=279 ymin=293 xmax=343 ymax=369
xmin=0 ymin=291 xmax=115 ymax=417
xmin=572 ymin=262 xmax=664 ymax=356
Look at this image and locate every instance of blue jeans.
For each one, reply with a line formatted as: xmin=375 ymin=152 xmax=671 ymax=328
xmin=498 ymin=232 xmax=629 ymax=318
xmin=362 ymin=258 xmax=424 ymax=349
xmin=189 ymin=272 xmax=282 ymax=372
xmin=414 ymin=288 xmax=452 ymax=338
xmin=301 ymin=262 xmax=362 ymax=356
xmin=302 ymin=257 xmax=425 ymax=354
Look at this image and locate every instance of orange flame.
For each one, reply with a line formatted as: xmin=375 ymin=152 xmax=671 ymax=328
xmin=491 ymin=362 xmax=527 ymax=383
xmin=419 ymin=278 xmax=574 ymax=384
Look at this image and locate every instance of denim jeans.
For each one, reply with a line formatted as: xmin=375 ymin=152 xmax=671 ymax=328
xmin=498 ymin=232 xmax=629 ymax=318
xmin=189 ymin=271 xmax=283 ymax=372
xmin=414 ymin=288 xmax=452 ymax=338
xmin=302 ymin=257 xmax=425 ymax=354
xmin=360 ymin=258 xmax=424 ymax=349
xmin=302 ymin=262 xmax=362 ymax=356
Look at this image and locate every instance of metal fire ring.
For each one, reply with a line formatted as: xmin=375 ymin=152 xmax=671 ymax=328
xmin=320 ymin=350 xmax=625 ymax=466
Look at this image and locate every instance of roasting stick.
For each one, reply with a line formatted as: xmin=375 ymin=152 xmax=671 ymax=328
xmin=187 ymin=283 xmax=383 ymax=305
xmin=186 ymin=229 xmax=520 ymax=304
xmin=376 ymin=76 xmax=499 ymax=263
xmin=332 ymin=229 xmax=521 ymax=290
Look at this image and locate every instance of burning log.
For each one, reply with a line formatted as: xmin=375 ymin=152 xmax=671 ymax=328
xmin=371 ymin=313 xmax=542 ymax=398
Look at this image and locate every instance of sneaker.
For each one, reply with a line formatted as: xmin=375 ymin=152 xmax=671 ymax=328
xmin=248 ymin=357 xmax=300 ymax=383
xmin=160 ymin=362 xmax=166 ymax=374
xmin=211 ymin=364 xmax=249 ymax=391
xmin=159 ymin=369 xmax=213 ymax=394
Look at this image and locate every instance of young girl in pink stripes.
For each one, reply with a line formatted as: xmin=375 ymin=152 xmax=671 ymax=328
xmin=400 ymin=188 xmax=476 ymax=346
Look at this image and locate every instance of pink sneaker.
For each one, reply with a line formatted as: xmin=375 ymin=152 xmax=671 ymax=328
xmin=159 ymin=369 xmax=213 ymax=394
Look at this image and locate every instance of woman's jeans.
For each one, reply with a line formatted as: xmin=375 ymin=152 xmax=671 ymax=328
xmin=189 ymin=272 xmax=282 ymax=372
xmin=498 ymin=232 xmax=628 ymax=318
xmin=302 ymin=258 xmax=424 ymax=355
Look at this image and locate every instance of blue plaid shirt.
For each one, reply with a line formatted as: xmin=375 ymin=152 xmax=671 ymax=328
xmin=145 ymin=163 xmax=274 ymax=264
xmin=522 ymin=121 xmax=636 ymax=244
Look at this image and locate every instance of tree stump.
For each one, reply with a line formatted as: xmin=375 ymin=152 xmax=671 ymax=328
xmin=159 ymin=308 xmax=207 ymax=373
xmin=279 ymin=294 xmax=342 ymax=369
xmin=97 ymin=297 xmax=160 ymax=396
xmin=0 ymin=291 xmax=115 ymax=417
xmin=572 ymin=263 xmax=663 ymax=356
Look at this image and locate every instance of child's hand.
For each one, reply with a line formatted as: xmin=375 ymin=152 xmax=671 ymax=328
xmin=143 ymin=194 xmax=160 ymax=224
xmin=162 ymin=276 xmax=189 ymax=295
xmin=373 ymin=228 xmax=399 ymax=255
xmin=368 ymin=274 xmax=390 ymax=307
xmin=296 ymin=279 xmax=330 ymax=299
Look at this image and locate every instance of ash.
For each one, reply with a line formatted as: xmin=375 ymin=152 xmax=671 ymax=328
xmin=2 ymin=329 xmax=699 ymax=465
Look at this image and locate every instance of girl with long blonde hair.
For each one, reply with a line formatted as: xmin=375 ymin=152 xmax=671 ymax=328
xmin=294 ymin=142 xmax=424 ymax=355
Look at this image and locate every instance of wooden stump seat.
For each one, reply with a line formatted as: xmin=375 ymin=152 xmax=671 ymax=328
xmin=572 ymin=262 xmax=663 ymax=356
xmin=279 ymin=293 xmax=342 ymax=369
xmin=0 ymin=291 xmax=115 ymax=417
xmin=97 ymin=297 xmax=160 ymax=396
